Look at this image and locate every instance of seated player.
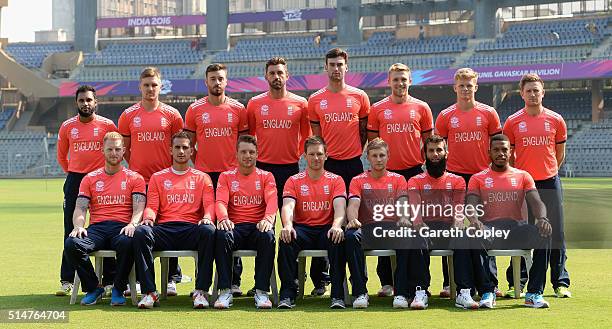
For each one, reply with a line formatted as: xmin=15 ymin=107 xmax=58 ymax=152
xmin=343 ymin=138 xmax=412 ymax=309
xmin=213 ymin=135 xmax=277 ymax=309
xmin=63 ymin=132 xmax=145 ymax=306
xmin=133 ymin=131 xmax=216 ymax=309
xmin=406 ymin=135 xmax=466 ymax=302
xmin=277 ymin=136 xmax=347 ymax=309
xmin=455 ymin=134 xmax=552 ymax=309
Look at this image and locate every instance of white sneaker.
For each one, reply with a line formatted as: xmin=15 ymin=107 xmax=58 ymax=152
xmin=479 ymin=292 xmax=496 ymax=309
xmin=377 ymin=285 xmax=394 ymax=297
xmin=352 ymin=294 xmax=369 ymax=309
xmin=55 ymin=281 xmax=73 ymax=296
xmin=254 ymin=289 xmax=272 ymax=309
xmin=393 ymin=295 xmax=409 ymax=309
xmin=410 ymin=287 xmax=428 ymax=310
xmin=192 ymin=289 xmax=209 ymax=309
xmin=231 ymin=284 xmax=243 ymax=297
xmin=214 ymin=289 xmax=233 ymax=309
xmin=124 ymin=283 xmax=141 ymax=297
xmin=455 ymin=288 xmax=478 ymax=309
xmin=167 ymin=281 xmax=177 ymax=297
xmin=138 ymin=291 xmax=160 ymax=309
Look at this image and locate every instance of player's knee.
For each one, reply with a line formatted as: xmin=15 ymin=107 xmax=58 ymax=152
xmin=197 ymin=223 xmax=215 ymax=238
xmin=133 ymin=225 xmax=152 ymax=242
xmin=63 ymin=237 xmax=78 ymax=254
xmin=257 ymin=229 xmax=275 ymax=245
xmin=344 ymin=229 xmax=361 ymax=246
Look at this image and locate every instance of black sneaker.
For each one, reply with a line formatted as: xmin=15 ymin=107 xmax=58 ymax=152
xmin=330 ymin=298 xmax=346 ymax=309
xmin=277 ymin=298 xmax=296 ymax=309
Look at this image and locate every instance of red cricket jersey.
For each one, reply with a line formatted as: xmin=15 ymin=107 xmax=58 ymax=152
xmin=308 ymin=86 xmax=370 ymax=159
xmin=406 ymin=171 xmax=466 ymax=224
xmin=215 ymin=167 xmax=278 ymax=224
xmin=78 ymin=166 xmax=146 ymax=225
xmin=348 ymin=170 xmax=407 ymax=223
xmin=57 ymin=114 xmax=118 ymax=173
xmin=247 ymin=91 xmax=310 ymax=164
xmin=503 ymin=107 xmax=567 ymax=181
xmin=368 ymin=96 xmax=434 ymax=170
xmin=184 ymin=96 xmax=249 ymax=172
xmin=118 ymin=102 xmax=184 ymax=182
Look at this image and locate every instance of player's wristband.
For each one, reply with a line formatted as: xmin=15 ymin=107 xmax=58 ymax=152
xmin=536 ymin=217 xmax=549 ymax=222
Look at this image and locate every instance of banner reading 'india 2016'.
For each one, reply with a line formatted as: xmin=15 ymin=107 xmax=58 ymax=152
xmin=59 ymin=60 xmax=612 ymax=97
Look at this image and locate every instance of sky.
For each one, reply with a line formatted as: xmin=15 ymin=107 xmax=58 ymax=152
xmin=1 ymin=0 xmax=52 ymax=42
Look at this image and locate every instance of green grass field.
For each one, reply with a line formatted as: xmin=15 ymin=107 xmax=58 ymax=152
xmin=0 ymin=178 xmax=611 ymax=328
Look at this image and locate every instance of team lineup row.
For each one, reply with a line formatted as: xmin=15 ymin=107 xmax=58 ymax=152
xmin=56 ymin=48 xmax=571 ymax=310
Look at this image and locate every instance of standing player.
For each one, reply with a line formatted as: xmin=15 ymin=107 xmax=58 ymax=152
xmin=184 ymin=63 xmax=249 ymax=295
xmin=118 ymin=67 xmax=185 ymax=295
xmin=367 ymin=63 xmax=434 ymax=296
xmin=63 ymin=132 xmax=145 ymax=306
xmin=343 ymin=138 xmax=411 ymax=309
xmin=133 ymin=132 xmax=216 ymax=309
xmin=277 ymin=136 xmax=347 ymax=309
xmin=308 ymin=48 xmax=370 ymax=293
xmin=459 ymin=134 xmax=552 ymax=309
xmin=56 ymin=85 xmax=118 ymax=296
xmin=503 ymin=73 xmax=570 ymax=298
xmin=435 ymin=67 xmax=503 ymax=296
xmin=406 ymin=135 xmax=466 ymax=299
xmin=213 ymin=135 xmax=277 ymax=309
xmin=246 ymin=57 xmax=309 ymax=296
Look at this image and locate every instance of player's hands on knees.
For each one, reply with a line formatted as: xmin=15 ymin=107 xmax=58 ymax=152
xmin=536 ymin=218 xmax=552 ymax=237
xmin=280 ymin=224 xmax=296 ymax=243
xmin=257 ymin=219 xmax=273 ymax=232
xmin=69 ymin=227 xmax=88 ymax=238
xmin=346 ymin=218 xmax=361 ymax=229
xmin=217 ymin=219 xmax=234 ymax=231
xmin=328 ymin=225 xmax=344 ymax=244
xmin=141 ymin=219 xmax=155 ymax=226
xmin=120 ymin=223 xmax=137 ymax=237
xmin=198 ymin=218 xmax=213 ymax=226
xmin=397 ymin=217 xmax=412 ymax=227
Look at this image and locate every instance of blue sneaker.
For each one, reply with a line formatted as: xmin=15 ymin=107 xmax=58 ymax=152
xmin=525 ymin=293 xmax=550 ymax=308
xmin=479 ymin=292 xmax=496 ymax=309
xmin=111 ymin=287 xmax=126 ymax=306
xmin=80 ymin=287 xmax=105 ymax=306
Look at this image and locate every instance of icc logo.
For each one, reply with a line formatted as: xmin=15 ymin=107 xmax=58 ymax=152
xmin=164 ymin=179 xmax=173 ymax=190
xmin=320 ymin=99 xmax=328 ymax=110
xmin=519 ymin=121 xmax=527 ymax=133
xmin=231 ymin=181 xmax=240 ymax=192
xmin=450 ymin=117 xmax=459 ymax=128
xmin=95 ymin=181 xmax=104 ymax=192
xmin=70 ymin=128 xmax=79 ymax=139
xmin=485 ymin=177 xmax=494 ymax=188
xmin=261 ymin=105 xmax=269 ymax=116
xmin=384 ymin=109 xmax=392 ymax=120
xmin=133 ymin=117 xmax=142 ymax=128
xmin=202 ymin=113 xmax=210 ymax=123
xmin=300 ymin=184 xmax=309 ymax=196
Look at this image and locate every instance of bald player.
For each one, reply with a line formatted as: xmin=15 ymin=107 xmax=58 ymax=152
xmin=63 ymin=132 xmax=145 ymax=306
xmin=133 ymin=131 xmax=216 ymax=309
xmin=308 ymin=48 xmax=370 ymax=293
xmin=503 ymin=73 xmax=570 ymax=298
xmin=56 ymin=85 xmax=118 ymax=296
xmin=118 ymin=67 xmax=185 ymax=294
xmin=184 ymin=63 xmax=249 ymax=295
xmin=367 ymin=63 xmax=434 ymax=296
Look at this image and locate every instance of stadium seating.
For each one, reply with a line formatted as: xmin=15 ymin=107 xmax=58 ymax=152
xmin=0 ymin=131 xmax=49 ymax=176
xmin=0 ymin=108 xmax=16 ymax=131
xmin=565 ymin=119 xmax=612 ymax=176
xmin=4 ymin=42 xmax=73 ymax=68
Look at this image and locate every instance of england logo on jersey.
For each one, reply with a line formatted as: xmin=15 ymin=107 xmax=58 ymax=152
xmin=323 ymin=185 xmax=330 ymax=194
xmin=133 ymin=117 xmax=142 ymax=128
xmin=320 ymin=99 xmax=328 ymax=110
xmin=255 ymin=180 xmax=261 ymax=190
xmin=95 ymin=180 xmax=104 ymax=192
xmin=544 ymin=121 xmax=551 ymax=132
xmin=476 ymin=116 xmax=482 ymax=126
xmin=161 ymin=117 xmax=168 ymax=127
xmin=202 ymin=113 xmax=210 ymax=124
xmin=410 ymin=110 xmax=416 ymax=119
xmin=70 ymin=128 xmax=79 ymax=139
xmin=346 ymin=98 xmax=353 ymax=108
xmin=485 ymin=177 xmax=494 ymax=188
xmin=450 ymin=117 xmax=459 ymax=128
xmin=231 ymin=181 xmax=240 ymax=192
xmin=446 ymin=182 xmax=452 ymax=190
xmin=300 ymin=184 xmax=309 ymax=196
xmin=519 ymin=121 xmax=528 ymax=133
xmin=164 ymin=179 xmax=173 ymax=190
xmin=188 ymin=179 xmax=196 ymax=190
xmin=388 ymin=184 xmax=393 ymax=192
xmin=121 ymin=181 xmax=127 ymax=190
xmin=93 ymin=128 xmax=99 ymax=137
xmin=287 ymin=105 xmax=294 ymax=116
xmin=228 ymin=113 xmax=233 ymax=123
xmin=510 ymin=177 xmax=518 ymax=187
xmin=261 ymin=105 xmax=269 ymax=116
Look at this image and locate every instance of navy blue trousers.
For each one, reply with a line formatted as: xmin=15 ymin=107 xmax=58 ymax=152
xmin=63 ymin=221 xmax=132 ymax=292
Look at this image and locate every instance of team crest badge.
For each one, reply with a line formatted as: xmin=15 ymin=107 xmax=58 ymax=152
xmin=323 ymin=185 xmax=330 ymax=194
xmin=410 ymin=110 xmax=416 ymax=119
xmin=255 ymin=180 xmax=261 ymax=190
xmin=231 ymin=181 xmax=240 ymax=192
xmin=450 ymin=117 xmax=459 ymax=128
xmin=287 ymin=106 xmax=294 ymax=116
xmin=384 ymin=109 xmax=392 ymax=120
xmin=164 ymin=179 xmax=173 ymax=190
xmin=363 ymin=183 xmax=371 ymax=190
xmin=261 ymin=105 xmax=269 ymax=116
xmin=519 ymin=121 xmax=527 ymax=133
xmin=133 ymin=117 xmax=141 ymax=128
xmin=161 ymin=117 xmax=168 ymax=127
xmin=121 ymin=181 xmax=127 ymax=190
xmin=346 ymin=98 xmax=352 ymax=108
xmin=70 ymin=128 xmax=79 ymax=139
xmin=227 ymin=113 xmax=233 ymax=123
xmin=485 ymin=177 xmax=494 ymax=188
xmin=320 ymin=99 xmax=328 ymax=110
xmin=202 ymin=113 xmax=210 ymax=124
xmin=476 ymin=116 xmax=482 ymax=126
xmin=300 ymin=184 xmax=309 ymax=196
xmin=95 ymin=181 xmax=104 ymax=192
xmin=93 ymin=128 xmax=99 ymax=137
xmin=510 ymin=177 xmax=518 ymax=187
